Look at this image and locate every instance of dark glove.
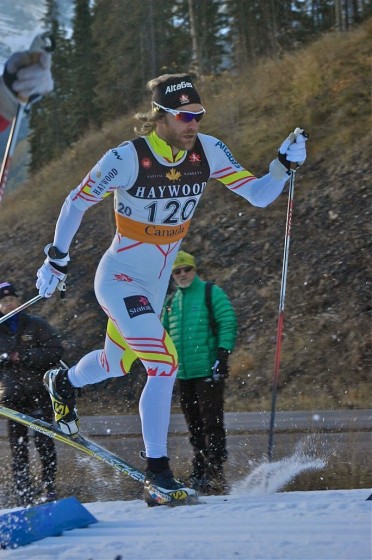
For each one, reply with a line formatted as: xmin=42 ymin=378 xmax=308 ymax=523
xmin=211 ymin=348 xmax=230 ymax=382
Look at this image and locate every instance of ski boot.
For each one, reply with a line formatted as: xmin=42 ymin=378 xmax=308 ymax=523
xmin=144 ymin=457 xmax=199 ymax=507
xmin=44 ymin=368 xmax=78 ymax=435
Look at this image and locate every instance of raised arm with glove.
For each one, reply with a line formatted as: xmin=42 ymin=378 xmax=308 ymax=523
xmin=0 ymin=49 xmax=53 ymax=126
xmin=269 ymin=128 xmax=308 ymax=179
xmin=0 ymin=34 xmax=55 ymax=204
xmin=36 ymin=244 xmax=69 ymax=299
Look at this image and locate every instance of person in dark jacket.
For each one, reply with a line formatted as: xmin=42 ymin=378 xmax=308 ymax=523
xmin=162 ymin=251 xmax=237 ymax=493
xmin=0 ymin=282 xmax=64 ymax=506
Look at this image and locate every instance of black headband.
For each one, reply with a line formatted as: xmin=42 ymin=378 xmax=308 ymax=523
xmin=152 ymin=75 xmax=201 ymax=110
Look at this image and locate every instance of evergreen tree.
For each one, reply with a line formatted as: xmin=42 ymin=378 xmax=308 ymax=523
xmin=29 ymin=0 xmax=73 ymax=171
xmin=92 ymin=0 xmax=142 ymax=121
xmin=181 ymin=0 xmax=228 ymax=77
xmin=67 ymin=0 xmax=100 ymax=140
xmin=29 ymin=0 xmax=372 ymax=170
xmin=147 ymin=0 xmax=191 ymax=75
xmin=91 ymin=0 xmax=191 ymax=122
xmin=226 ymin=0 xmax=325 ymax=69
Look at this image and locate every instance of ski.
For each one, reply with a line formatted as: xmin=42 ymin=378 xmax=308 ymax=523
xmin=0 ymin=405 xmax=200 ymax=506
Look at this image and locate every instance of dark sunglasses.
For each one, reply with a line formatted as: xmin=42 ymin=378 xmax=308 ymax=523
xmin=154 ymin=102 xmax=205 ymax=123
xmin=173 ymin=266 xmax=194 ymax=276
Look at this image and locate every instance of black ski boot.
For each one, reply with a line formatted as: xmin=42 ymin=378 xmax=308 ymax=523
xmin=144 ymin=456 xmax=198 ymax=507
xmin=44 ymin=368 xmax=78 ymax=435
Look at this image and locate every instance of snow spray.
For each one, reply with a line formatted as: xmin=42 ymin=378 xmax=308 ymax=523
xmin=231 ymin=435 xmax=328 ymax=496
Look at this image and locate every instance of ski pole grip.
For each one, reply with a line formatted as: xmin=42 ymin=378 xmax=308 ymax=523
xmin=288 ymin=128 xmax=309 ymax=171
xmin=293 ymin=128 xmax=309 ymax=140
xmin=58 ymin=281 xmax=66 ymax=300
xmin=29 ymin=32 xmax=56 ymax=54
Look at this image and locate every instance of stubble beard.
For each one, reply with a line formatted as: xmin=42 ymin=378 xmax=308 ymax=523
xmin=165 ymin=130 xmax=197 ymax=153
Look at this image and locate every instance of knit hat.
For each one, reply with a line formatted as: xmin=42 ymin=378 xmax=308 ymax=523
xmin=152 ymin=75 xmax=201 ymax=109
xmin=0 ymin=282 xmax=18 ymax=299
xmin=172 ymin=251 xmax=196 ymax=271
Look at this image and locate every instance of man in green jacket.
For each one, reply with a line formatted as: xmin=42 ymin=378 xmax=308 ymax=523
xmin=162 ymin=251 xmax=237 ymax=492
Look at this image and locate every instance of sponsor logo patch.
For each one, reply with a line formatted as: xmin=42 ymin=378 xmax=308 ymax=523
xmin=114 ymin=273 xmax=133 ymax=283
xmin=111 ymin=149 xmax=123 ymax=160
xmin=141 ymin=157 xmax=152 ymax=169
xmin=189 ymin=152 xmax=201 ymax=165
xmin=215 ymin=140 xmax=241 ymax=168
xmin=124 ymin=295 xmax=155 ymax=318
xmin=165 ymin=81 xmax=193 ymax=94
xmin=170 ymin=490 xmax=188 ymax=500
xmin=53 ymin=402 xmax=68 ymax=416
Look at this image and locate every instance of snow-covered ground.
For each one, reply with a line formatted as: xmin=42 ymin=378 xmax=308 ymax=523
xmin=0 ymin=489 xmax=369 ymax=560
xmin=0 ymin=447 xmax=370 ymax=560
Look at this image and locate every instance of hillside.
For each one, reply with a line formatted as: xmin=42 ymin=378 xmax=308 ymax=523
xmin=0 ymin=22 xmax=370 ymax=414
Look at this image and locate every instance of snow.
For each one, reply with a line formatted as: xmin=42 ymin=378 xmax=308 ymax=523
xmin=0 ymin=460 xmax=370 ymax=560
xmin=0 ymin=489 xmax=369 ymax=560
xmin=0 ymin=428 xmax=370 ymax=558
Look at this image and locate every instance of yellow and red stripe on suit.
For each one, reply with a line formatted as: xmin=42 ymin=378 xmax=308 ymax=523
xmin=55 ymin=130 xmax=287 ymax=458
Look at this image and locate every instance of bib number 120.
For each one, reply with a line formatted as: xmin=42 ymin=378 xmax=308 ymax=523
xmin=145 ymin=199 xmax=196 ymax=224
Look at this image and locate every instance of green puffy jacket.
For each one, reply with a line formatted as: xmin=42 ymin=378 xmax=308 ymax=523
xmin=162 ymin=275 xmax=237 ymax=380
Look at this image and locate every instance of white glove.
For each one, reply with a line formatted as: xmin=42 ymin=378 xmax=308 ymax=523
xmin=36 ymin=244 xmax=70 ymax=299
xmin=0 ymin=50 xmax=54 ymax=121
xmin=279 ymin=129 xmax=307 ymax=167
xmin=4 ymin=50 xmax=54 ymax=101
xmin=270 ymin=128 xmax=308 ymax=179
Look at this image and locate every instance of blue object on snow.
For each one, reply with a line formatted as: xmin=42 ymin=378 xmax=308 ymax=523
xmin=0 ymin=496 xmax=97 ymax=549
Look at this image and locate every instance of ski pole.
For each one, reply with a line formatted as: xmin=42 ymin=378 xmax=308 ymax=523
xmin=0 ymin=277 xmax=66 ymax=325
xmin=0 ymin=32 xmax=55 ymax=203
xmin=267 ymin=129 xmax=308 ymax=461
xmin=0 ymin=294 xmax=43 ymax=324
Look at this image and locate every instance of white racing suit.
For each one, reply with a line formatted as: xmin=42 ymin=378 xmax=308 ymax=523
xmin=52 ymin=131 xmax=288 ymax=458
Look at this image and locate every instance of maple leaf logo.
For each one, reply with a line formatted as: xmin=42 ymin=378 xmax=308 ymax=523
xmin=166 ymin=168 xmax=182 ymax=181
